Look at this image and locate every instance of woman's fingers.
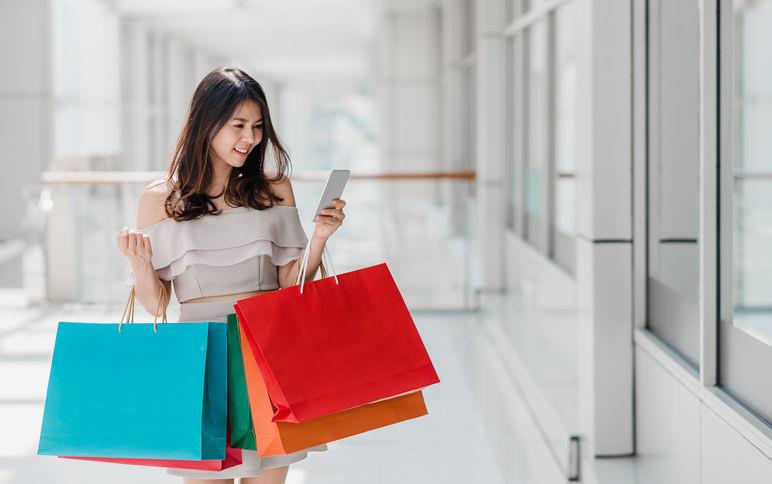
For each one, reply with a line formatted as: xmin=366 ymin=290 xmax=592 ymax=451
xmin=319 ymin=208 xmax=345 ymax=220
xmin=318 ymin=214 xmax=341 ymax=224
xmin=117 ymin=228 xmax=152 ymax=259
xmin=130 ymin=231 xmax=141 ymax=255
xmin=142 ymin=234 xmax=153 ymax=258
xmin=116 ymin=227 xmax=128 ymax=253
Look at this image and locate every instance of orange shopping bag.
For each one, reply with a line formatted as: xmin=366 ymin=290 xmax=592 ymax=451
xmin=238 ymin=320 xmax=429 ymax=457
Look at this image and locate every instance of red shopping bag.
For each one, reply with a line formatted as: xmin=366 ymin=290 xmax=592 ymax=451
xmin=234 ymin=262 xmax=440 ymax=423
xmin=239 ymin=316 xmax=429 ymax=457
xmin=60 ymin=446 xmax=242 ymax=471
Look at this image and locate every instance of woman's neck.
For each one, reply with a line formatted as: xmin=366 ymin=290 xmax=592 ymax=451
xmin=209 ymin=159 xmax=232 ymax=197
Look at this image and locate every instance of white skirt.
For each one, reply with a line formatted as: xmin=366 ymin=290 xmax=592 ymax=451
xmin=167 ymin=298 xmax=327 ymax=480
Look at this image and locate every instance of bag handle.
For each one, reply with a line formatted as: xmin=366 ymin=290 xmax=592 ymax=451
xmin=118 ymin=282 xmax=169 ymax=333
xmin=295 ymin=240 xmax=339 ymax=294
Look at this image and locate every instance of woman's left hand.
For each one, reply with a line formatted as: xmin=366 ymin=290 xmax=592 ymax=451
xmin=312 ymin=199 xmax=346 ymax=241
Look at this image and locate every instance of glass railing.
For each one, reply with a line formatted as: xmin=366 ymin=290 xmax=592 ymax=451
xmin=21 ymin=170 xmax=477 ymax=312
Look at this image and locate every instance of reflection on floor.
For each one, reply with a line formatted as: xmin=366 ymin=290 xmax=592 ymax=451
xmin=0 ymin=296 xmax=573 ymax=484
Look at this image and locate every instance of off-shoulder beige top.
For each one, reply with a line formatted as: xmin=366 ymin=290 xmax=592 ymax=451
xmin=132 ymin=206 xmax=308 ymax=302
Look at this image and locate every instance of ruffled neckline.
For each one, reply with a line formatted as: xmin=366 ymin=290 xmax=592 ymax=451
xmin=140 ymin=205 xmax=299 ymax=230
xmin=136 ymin=204 xmax=308 ymax=272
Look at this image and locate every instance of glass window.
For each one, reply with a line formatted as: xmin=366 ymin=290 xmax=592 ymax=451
xmin=505 ymin=36 xmax=516 ymax=230
xmin=463 ymin=0 xmax=476 ymax=57
xmin=552 ymin=4 xmax=577 ymax=273
xmin=525 ymin=20 xmax=549 ymax=251
xmin=465 ymin=65 xmax=477 ymax=178
xmin=646 ymin=0 xmax=701 ymax=367
xmin=507 ymin=35 xmax=526 ymax=235
xmin=726 ymin=1 xmax=772 ymax=343
xmin=719 ymin=0 xmax=772 ymax=423
xmin=507 ymin=0 xmax=527 ymax=21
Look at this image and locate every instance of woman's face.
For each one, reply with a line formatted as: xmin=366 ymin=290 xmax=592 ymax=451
xmin=210 ymin=100 xmax=264 ymax=169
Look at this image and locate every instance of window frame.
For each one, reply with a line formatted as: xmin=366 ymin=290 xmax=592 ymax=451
xmin=503 ymin=0 xmax=578 ymax=276
xmin=644 ymin=0 xmax=703 ymax=369
xmin=717 ymin=0 xmax=772 ymax=424
xmin=551 ymin=4 xmax=578 ymax=274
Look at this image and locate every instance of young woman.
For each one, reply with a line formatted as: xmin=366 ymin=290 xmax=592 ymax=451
xmin=116 ymin=67 xmax=346 ymax=484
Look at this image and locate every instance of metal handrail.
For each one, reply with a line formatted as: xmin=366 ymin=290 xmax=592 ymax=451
xmin=734 ymin=172 xmax=772 ymax=180
xmin=39 ymin=170 xmax=476 ymax=184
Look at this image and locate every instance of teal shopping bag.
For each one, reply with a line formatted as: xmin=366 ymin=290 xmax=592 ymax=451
xmin=38 ymin=290 xmax=227 ymax=460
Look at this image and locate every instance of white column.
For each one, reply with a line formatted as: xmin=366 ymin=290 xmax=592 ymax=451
xmin=0 ymin=0 xmax=53 ymax=241
xmin=148 ymin=30 xmax=166 ymax=168
xmin=164 ymin=36 xmax=190 ymax=156
xmin=192 ymin=50 xmax=219 ymax=86
xmin=440 ymin=0 xmax=465 ymax=177
xmin=121 ymin=19 xmax=150 ymax=170
xmin=376 ymin=7 xmax=441 ymax=173
xmin=473 ymin=0 xmax=506 ymax=291
xmin=439 ymin=0 xmax=471 ymax=237
xmin=574 ymin=0 xmax=635 ymax=457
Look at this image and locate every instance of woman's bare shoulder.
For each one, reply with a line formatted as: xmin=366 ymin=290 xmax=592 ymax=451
xmin=137 ymin=178 xmax=173 ymax=228
xmin=267 ymin=173 xmax=296 ymax=207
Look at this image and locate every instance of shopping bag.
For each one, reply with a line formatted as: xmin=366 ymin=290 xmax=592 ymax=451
xmin=234 ymin=250 xmax=440 ymax=423
xmin=238 ymin=315 xmax=429 ymax=457
xmin=227 ymin=313 xmax=257 ymax=451
xmin=38 ymin=286 xmax=228 ymax=460
xmin=61 ymin=447 xmax=242 ymax=471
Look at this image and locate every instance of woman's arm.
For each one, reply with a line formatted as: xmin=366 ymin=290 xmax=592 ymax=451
xmin=116 ymin=181 xmax=171 ymax=317
xmin=274 ymin=176 xmax=346 ymax=288
xmin=279 ymin=235 xmax=326 ymax=288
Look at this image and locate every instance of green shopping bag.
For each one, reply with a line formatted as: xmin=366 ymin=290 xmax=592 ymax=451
xmin=227 ymin=313 xmax=256 ymax=451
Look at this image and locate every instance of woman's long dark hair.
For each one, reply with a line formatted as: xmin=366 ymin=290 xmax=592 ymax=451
xmin=164 ymin=67 xmax=290 ymax=221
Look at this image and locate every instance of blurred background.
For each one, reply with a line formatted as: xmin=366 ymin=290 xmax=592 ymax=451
xmin=3 ymin=0 xmax=772 ymax=483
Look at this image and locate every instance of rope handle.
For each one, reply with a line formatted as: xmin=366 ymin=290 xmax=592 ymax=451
xmin=295 ymin=240 xmax=339 ymax=294
xmin=118 ymin=282 xmax=169 ymax=333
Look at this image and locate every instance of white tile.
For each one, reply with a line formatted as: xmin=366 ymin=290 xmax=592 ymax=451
xmin=634 ymin=346 xmax=700 ymax=484
xmin=701 ymin=403 xmax=772 ymax=484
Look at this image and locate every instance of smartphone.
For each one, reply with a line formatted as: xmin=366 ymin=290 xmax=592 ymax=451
xmin=312 ymin=170 xmax=350 ymax=222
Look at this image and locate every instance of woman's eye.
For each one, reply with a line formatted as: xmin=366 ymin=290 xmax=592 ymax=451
xmin=254 ymin=125 xmax=263 ymax=130
xmin=234 ymin=124 xmax=243 ymax=128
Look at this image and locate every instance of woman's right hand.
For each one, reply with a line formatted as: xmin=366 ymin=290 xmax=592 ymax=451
xmin=116 ymin=226 xmax=153 ymax=266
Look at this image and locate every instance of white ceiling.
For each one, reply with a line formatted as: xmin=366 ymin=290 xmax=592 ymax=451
xmin=113 ymin=0 xmax=382 ymax=84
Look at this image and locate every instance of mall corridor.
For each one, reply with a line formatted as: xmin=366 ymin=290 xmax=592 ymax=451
xmin=3 ymin=0 xmax=772 ymax=483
